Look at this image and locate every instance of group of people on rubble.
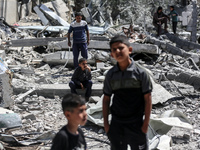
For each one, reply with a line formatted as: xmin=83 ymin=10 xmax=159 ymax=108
xmin=153 ymin=6 xmax=179 ymax=36
xmin=50 ymin=5 xmax=178 ymax=150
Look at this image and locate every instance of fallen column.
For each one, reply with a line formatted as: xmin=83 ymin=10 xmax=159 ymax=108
xmin=166 ymin=67 xmax=200 ymax=90
xmin=13 ymin=83 xmax=103 ymax=98
xmin=146 ymin=35 xmax=200 ymax=64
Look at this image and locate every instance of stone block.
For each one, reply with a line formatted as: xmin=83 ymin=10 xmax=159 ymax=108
xmin=176 ymin=72 xmax=191 ymax=83
xmin=160 ymin=41 xmax=167 ymax=49
xmin=154 ymin=39 xmax=161 ymax=47
xmin=149 ymin=38 xmax=155 ymax=44
xmin=166 ymin=73 xmax=177 ymax=80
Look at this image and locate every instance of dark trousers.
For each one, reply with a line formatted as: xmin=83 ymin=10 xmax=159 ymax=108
xmin=69 ymin=80 xmax=92 ymax=97
xmin=153 ymin=17 xmax=168 ymax=36
xmin=172 ymin=22 xmax=177 ymax=34
xmin=107 ymin=119 xmax=148 ymax=150
xmin=73 ymin=43 xmax=88 ymax=68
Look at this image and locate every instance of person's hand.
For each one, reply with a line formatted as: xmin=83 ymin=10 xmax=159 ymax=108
xmin=141 ymin=123 xmax=148 ymax=134
xmin=87 ymin=39 xmax=90 ymax=45
xmin=85 ymin=65 xmax=91 ymax=72
xmin=80 ymin=83 xmax=84 ymax=90
xmin=68 ymin=41 xmax=71 ymax=47
xmin=172 ymin=14 xmax=176 ymax=16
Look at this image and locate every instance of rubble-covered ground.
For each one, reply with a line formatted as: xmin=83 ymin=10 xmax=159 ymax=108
xmin=0 ymin=0 xmax=200 ymax=150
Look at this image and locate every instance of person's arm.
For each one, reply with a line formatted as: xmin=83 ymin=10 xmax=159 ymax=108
xmin=72 ymin=68 xmax=81 ymax=86
xmin=103 ymin=95 xmax=111 ymax=133
xmin=68 ymin=26 xmax=73 ymax=47
xmin=141 ymin=92 xmax=152 ymax=134
xmin=68 ymin=32 xmax=71 ymax=47
xmin=86 ymin=30 xmax=90 ymax=45
xmin=86 ymin=67 xmax=92 ymax=80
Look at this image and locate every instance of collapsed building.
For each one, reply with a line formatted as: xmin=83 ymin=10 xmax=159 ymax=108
xmin=0 ymin=0 xmax=199 ymax=149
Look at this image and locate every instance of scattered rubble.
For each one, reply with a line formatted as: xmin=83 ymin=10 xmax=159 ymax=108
xmin=0 ymin=0 xmax=199 ymax=150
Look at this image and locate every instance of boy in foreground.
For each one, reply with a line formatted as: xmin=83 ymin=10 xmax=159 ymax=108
xmin=51 ymin=93 xmax=87 ymax=150
xmin=69 ymin=58 xmax=92 ymax=102
xmin=103 ymin=35 xmax=152 ymax=150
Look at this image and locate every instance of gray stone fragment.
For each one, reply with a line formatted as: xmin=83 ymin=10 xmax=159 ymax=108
xmin=23 ymin=113 xmax=36 ymax=120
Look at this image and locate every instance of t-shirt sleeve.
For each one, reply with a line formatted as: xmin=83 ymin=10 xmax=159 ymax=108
xmin=68 ymin=25 xmax=73 ymax=34
xmin=103 ymin=72 xmax=112 ymax=96
xmin=85 ymin=24 xmax=89 ymax=31
xmin=51 ymin=131 xmax=68 ymax=150
xmin=140 ymin=70 xmax=153 ymax=94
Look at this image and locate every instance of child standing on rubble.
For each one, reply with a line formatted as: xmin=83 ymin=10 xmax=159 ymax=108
xmin=51 ymin=93 xmax=87 ymax=150
xmin=103 ymin=35 xmax=152 ymax=150
xmin=67 ymin=12 xmax=90 ymax=68
xmin=69 ymin=58 xmax=92 ymax=102
xmin=168 ymin=6 xmax=178 ymax=35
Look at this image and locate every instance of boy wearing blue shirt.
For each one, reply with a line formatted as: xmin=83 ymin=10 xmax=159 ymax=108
xmin=103 ymin=35 xmax=152 ymax=150
xmin=68 ymin=12 xmax=90 ymax=68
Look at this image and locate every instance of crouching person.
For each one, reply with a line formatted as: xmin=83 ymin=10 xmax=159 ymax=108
xmin=51 ymin=93 xmax=87 ymax=150
xmin=69 ymin=58 xmax=92 ymax=102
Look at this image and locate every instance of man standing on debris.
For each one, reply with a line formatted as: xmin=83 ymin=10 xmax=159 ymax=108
xmin=103 ymin=35 xmax=152 ymax=150
xmin=168 ymin=6 xmax=179 ymax=35
xmin=69 ymin=58 xmax=92 ymax=102
xmin=153 ymin=6 xmax=169 ymax=36
xmin=51 ymin=93 xmax=87 ymax=150
xmin=68 ymin=12 xmax=90 ymax=68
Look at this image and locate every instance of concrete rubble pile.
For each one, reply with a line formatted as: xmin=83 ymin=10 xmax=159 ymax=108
xmin=0 ymin=0 xmax=199 ymax=149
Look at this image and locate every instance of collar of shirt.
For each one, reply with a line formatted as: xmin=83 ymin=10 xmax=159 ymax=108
xmin=112 ymin=57 xmax=135 ymax=72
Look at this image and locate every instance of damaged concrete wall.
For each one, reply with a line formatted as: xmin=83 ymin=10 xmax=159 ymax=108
xmin=0 ymin=0 xmax=19 ymax=24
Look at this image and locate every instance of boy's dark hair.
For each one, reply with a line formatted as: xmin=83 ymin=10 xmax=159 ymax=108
xmin=75 ymin=12 xmax=82 ymax=17
xmin=157 ymin=6 xmax=163 ymax=12
xmin=109 ymin=34 xmax=130 ymax=48
xmin=170 ymin=6 xmax=174 ymax=9
xmin=62 ymin=93 xmax=85 ymax=112
xmin=79 ymin=58 xmax=87 ymax=64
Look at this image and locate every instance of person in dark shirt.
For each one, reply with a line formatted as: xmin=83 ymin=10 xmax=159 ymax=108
xmin=103 ymin=35 xmax=152 ymax=150
xmin=51 ymin=93 xmax=87 ymax=150
xmin=153 ymin=6 xmax=169 ymax=36
xmin=168 ymin=6 xmax=178 ymax=35
xmin=69 ymin=58 xmax=92 ymax=101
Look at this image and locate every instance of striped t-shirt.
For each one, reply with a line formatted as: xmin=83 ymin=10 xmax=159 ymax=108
xmin=68 ymin=20 xmax=88 ymax=43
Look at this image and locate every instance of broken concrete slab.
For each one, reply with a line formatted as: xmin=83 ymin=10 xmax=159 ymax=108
xmin=0 ymin=107 xmax=22 ymax=129
xmin=42 ymin=51 xmax=95 ymax=66
xmin=13 ymin=84 xmax=103 ymax=98
xmin=151 ymin=81 xmax=175 ymax=105
xmin=149 ymin=110 xmax=193 ymax=136
xmin=166 ymin=67 xmax=200 ymax=90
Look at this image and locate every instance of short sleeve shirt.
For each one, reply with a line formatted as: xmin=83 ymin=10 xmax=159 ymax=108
xmin=68 ymin=20 xmax=88 ymax=43
xmin=103 ymin=58 xmax=152 ymax=122
xmin=51 ymin=126 xmax=87 ymax=150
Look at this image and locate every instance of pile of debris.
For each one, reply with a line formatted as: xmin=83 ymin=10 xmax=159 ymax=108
xmin=0 ymin=0 xmax=199 ymax=150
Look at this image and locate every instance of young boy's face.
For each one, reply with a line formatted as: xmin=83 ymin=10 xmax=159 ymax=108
xmin=110 ymin=42 xmax=132 ymax=63
xmin=66 ymin=104 xmax=87 ymax=126
xmin=75 ymin=15 xmax=82 ymax=23
xmin=79 ymin=60 xmax=88 ymax=71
